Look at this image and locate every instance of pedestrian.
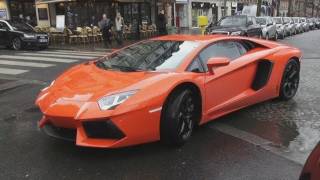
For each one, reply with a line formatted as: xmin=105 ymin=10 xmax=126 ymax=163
xmin=157 ymin=10 xmax=167 ymax=36
xmin=115 ymin=12 xmax=124 ymax=46
xmin=98 ymin=14 xmax=112 ymax=48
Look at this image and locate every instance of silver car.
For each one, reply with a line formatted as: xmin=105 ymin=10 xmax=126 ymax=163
xmin=292 ymin=17 xmax=304 ymax=33
xmin=283 ymin=17 xmax=296 ymax=36
xmin=273 ymin=17 xmax=286 ymax=39
xmin=300 ymin=17 xmax=310 ymax=31
xmin=256 ymin=16 xmax=277 ymax=40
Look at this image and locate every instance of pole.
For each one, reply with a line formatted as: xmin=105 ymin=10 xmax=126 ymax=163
xmin=288 ymin=0 xmax=293 ymax=16
xmin=277 ymin=0 xmax=280 ymax=16
xmin=257 ymin=0 xmax=262 ymax=16
xmin=223 ymin=0 xmax=226 ymax=17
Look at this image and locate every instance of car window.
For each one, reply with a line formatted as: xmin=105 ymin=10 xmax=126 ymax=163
xmin=0 ymin=22 xmax=9 ymax=30
xmin=234 ymin=42 xmax=247 ymax=55
xmin=187 ymin=56 xmax=204 ymax=73
xmin=199 ymin=41 xmax=242 ymax=71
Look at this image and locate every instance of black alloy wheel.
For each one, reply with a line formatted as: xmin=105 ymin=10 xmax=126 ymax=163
xmin=12 ymin=37 xmax=22 ymax=50
xmin=279 ymin=59 xmax=300 ymax=100
xmin=161 ymin=89 xmax=196 ymax=146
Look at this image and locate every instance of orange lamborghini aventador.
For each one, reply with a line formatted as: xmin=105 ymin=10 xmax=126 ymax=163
xmin=36 ymin=35 xmax=301 ymax=148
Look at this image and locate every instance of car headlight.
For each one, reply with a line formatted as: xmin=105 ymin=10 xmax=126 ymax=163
xmin=24 ymin=34 xmax=36 ymax=38
xmin=230 ymin=31 xmax=242 ymax=36
xmin=98 ymin=90 xmax=138 ymax=110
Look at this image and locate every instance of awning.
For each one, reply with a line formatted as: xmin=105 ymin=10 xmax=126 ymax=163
xmin=36 ymin=0 xmax=75 ymax=5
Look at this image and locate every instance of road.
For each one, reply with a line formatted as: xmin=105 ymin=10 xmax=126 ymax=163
xmin=1 ymin=30 xmax=320 ymax=180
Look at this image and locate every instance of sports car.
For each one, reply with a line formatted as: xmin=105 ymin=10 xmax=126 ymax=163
xmin=36 ymin=35 xmax=301 ymax=148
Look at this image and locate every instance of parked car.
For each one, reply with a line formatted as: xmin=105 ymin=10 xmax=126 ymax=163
xmin=283 ymin=17 xmax=296 ymax=36
xmin=0 ymin=20 xmax=49 ymax=50
xmin=314 ymin=18 xmax=320 ymax=29
xmin=206 ymin=15 xmax=262 ymax=37
xmin=300 ymin=17 xmax=310 ymax=32
xmin=307 ymin=18 xmax=315 ymax=30
xmin=273 ymin=17 xmax=286 ymax=39
xmin=256 ymin=16 xmax=277 ymax=40
xmin=292 ymin=17 xmax=304 ymax=33
xmin=299 ymin=142 xmax=320 ymax=180
xmin=36 ymin=35 xmax=301 ymax=148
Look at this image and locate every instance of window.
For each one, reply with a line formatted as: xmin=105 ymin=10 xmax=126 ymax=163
xmin=0 ymin=22 xmax=9 ymax=30
xmin=199 ymin=41 xmax=246 ymax=71
xmin=187 ymin=57 xmax=204 ymax=73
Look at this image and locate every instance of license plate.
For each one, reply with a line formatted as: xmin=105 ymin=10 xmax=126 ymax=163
xmin=39 ymin=39 xmax=48 ymax=43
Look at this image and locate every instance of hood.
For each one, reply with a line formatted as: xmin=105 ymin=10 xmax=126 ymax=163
xmin=49 ymin=63 xmax=164 ymax=102
xmin=209 ymin=26 xmax=245 ymax=33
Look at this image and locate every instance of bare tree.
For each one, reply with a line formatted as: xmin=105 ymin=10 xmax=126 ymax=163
xmin=288 ymin=0 xmax=293 ymax=16
xmin=277 ymin=0 xmax=281 ymax=16
xmin=257 ymin=0 xmax=262 ymax=16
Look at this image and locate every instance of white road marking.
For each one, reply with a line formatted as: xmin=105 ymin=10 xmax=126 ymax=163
xmin=210 ymin=122 xmax=305 ymax=165
xmin=0 ymin=55 xmax=77 ymax=63
xmin=0 ymin=60 xmax=54 ymax=68
xmin=0 ymin=67 xmax=29 ymax=75
xmin=17 ymin=53 xmax=98 ymax=60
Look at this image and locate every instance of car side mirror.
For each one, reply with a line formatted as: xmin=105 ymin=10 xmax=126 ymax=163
xmin=207 ymin=57 xmax=230 ymax=74
xmin=247 ymin=21 xmax=253 ymax=26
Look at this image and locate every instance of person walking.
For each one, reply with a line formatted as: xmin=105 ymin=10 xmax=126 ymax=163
xmin=157 ymin=10 xmax=167 ymax=36
xmin=99 ymin=14 xmax=112 ymax=48
xmin=115 ymin=12 xmax=124 ymax=46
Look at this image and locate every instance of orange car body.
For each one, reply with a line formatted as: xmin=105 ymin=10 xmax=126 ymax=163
xmin=36 ymin=35 xmax=301 ymax=148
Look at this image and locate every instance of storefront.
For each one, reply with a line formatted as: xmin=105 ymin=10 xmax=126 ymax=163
xmin=0 ymin=0 xmax=37 ymax=25
xmin=36 ymin=0 xmax=153 ymax=29
xmin=175 ymin=0 xmax=188 ymax=28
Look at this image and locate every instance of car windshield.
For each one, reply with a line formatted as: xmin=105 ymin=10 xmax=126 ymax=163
xmin=301 ymin=18 xmax=306 ymax=22
xmin=217 ymin=16 xmax=247 ymax=27
xmin=97 ymin=40 xmax=200 ymax=72
xmin=8 ymin=21 xmax=34 ymax=31
xmin=256 ymin=18 xmax=267 ymax=25
xmin=273 ymin=18 xmax=282 ymax=24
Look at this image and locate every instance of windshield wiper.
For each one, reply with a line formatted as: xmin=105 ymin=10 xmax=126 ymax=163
xmin=111 ymin=65 xmax=143 ymax=72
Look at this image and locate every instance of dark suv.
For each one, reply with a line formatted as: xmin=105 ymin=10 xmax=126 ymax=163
xmin=206 ymin=15 xmax=262 ymax=37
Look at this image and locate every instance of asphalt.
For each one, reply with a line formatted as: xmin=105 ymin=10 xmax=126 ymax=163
xmin=1 ymin=30 xmax=320 ymax=180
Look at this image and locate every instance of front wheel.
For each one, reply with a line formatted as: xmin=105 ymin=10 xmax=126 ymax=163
xmin=12 ymin=37 xmax=22 ymax=50
xmin=161 ymin=89 xmax=196 ymax=146
xmin=279 ymin=59 xmax=300 ymax=100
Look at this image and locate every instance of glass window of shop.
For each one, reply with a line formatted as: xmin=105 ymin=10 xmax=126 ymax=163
xmin=8 ymin=0 xmax=37 ymax=26
xmin=54 ymin=1 xmax=151 ymax=31
xmin=55 ymin=1 xmax=114 ymax=30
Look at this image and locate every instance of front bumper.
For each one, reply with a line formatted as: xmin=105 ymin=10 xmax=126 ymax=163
xmin=21 ymin=37 xmax=49 ymax=48
xmin=37 ymin=98 xmax=162 ymax=148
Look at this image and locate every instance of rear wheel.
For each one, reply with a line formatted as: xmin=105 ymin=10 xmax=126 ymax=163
xmin=161 ymin=89 xmax=196 ymax=146
xmin=279 ymin=59 xmax=300 ymax=100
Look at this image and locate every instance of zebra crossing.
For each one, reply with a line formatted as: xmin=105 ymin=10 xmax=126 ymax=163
xmin=0 ymin=49 xmax=108 ymax=76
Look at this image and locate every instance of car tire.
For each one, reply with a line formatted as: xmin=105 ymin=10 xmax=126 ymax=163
xmin=274 ymin=32 xmax=278 ymax=41
xmin=12 ymin=37 xmax=22 ymax=50
xmin=161 ymin=89 xmax=196 ymax=146
xmin=279 ymin=59 xmax=300 ymax=101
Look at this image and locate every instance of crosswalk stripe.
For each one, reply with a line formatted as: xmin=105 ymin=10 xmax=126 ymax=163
xmin=17 ymin=53 xmax=98 ymax=60
xmin=0 ymin=55 xmax=78 ymax=63
xmin=0 ymin=67 xmax=29 ymax=75
xmin=34 ymin=51 xmax=106 ymax=57
xmin=0 ymin=60 xmax=55 ymax=68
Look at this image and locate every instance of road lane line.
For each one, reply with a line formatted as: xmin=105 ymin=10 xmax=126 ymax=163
xmin=209 ymin=122 xmax=305 ymax=165
xmin=18 ymin=53 xmax=99 ymax=60
xmin=0 ymin=55 xmax=78 ymax=63
xmin=0 ymin=67 xmax=29 ymax=75
xmin=0 ymin=60 xmax=55 ymax=68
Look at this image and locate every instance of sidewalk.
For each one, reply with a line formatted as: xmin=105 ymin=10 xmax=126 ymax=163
xmin=48 ymin=28 xmax=201 ymax=52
